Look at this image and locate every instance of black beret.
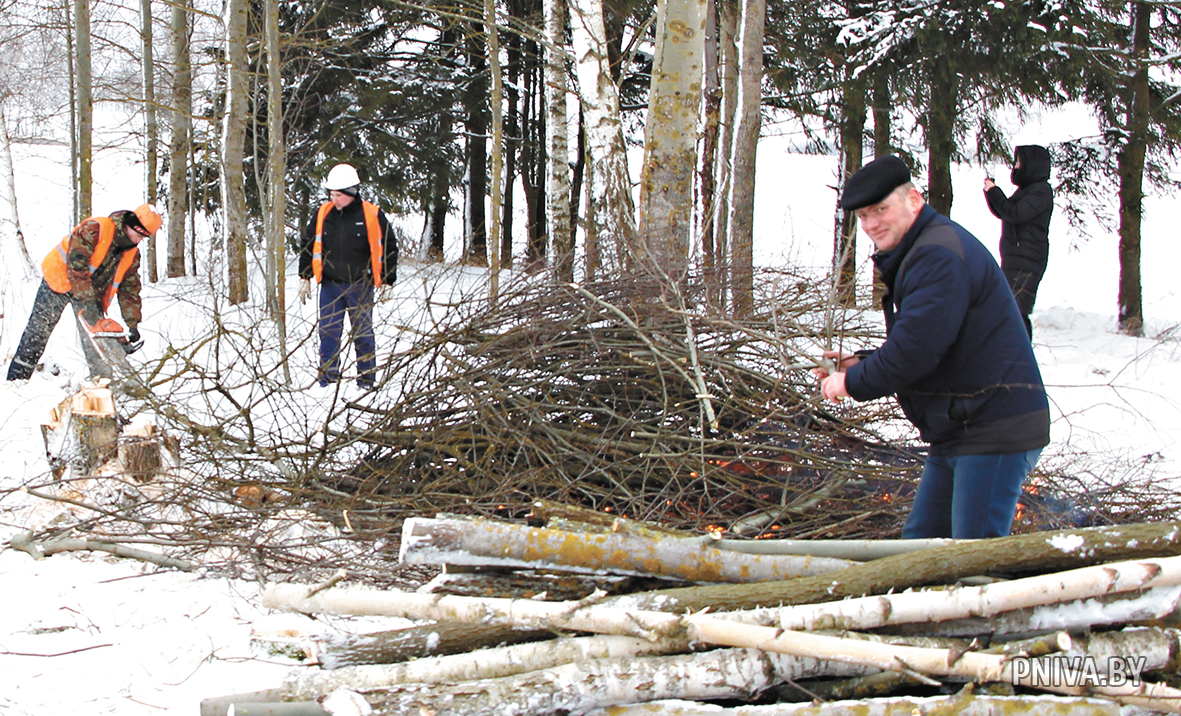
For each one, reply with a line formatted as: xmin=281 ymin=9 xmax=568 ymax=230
xmin=839 ymin=155 xmax=912 ymax=210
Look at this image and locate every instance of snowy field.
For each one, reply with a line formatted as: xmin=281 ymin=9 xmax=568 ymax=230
xmin=3 ymin=106 xmax=1181 ymax=713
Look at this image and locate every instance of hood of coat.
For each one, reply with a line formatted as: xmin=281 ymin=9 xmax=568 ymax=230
xmin=1011 ymin=145 xmax=1052 ymax=186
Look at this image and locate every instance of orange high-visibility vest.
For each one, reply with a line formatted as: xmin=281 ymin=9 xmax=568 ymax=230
xmin=311 ymin=200 xmax=384 ymax=286
xmin=41 ymin=217 xmax=139 ymax=311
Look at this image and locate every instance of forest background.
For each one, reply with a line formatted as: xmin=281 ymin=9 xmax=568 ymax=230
xmin=0 ymin=0 xmax=1179 ymax=333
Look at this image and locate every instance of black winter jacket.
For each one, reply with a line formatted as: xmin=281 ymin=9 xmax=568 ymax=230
xmin=845 ymin=205 xmax=1050 ymax=456
xmin=984 ymin=144 xmax=1053 ymax=276
xmin=298 ymin=197 xmax=398 ymax=285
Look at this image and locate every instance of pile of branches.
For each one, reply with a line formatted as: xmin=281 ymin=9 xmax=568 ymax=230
xmin=4 ymin=271 xmax=1172 ymax=585
xmin=206 ymin=512 xmax=1181 ymax=715
xmin=309 ymin=273 xmax=920 ymax=539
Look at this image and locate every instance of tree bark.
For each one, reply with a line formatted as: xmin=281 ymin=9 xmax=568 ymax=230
xmin=223 ymin=0 xmax=250 ymax=305
xmin=726 ymin=0 xmax=763 ymax=317
xmin=73 ymin=0 xmax=93 ymax=219
xmin=285 ymin=633 xmax=682 ymax=700
xmin=264 ymin=0 xmax=288 ymax=383
xmin=0 ymin=101 xmax=33 ymax=273
xmin=140 ymin=0 xmax=159 ymax=282
xmin=348 ymin=647 xmax=873 ymax=716
xmin=306 ymin=622 xmax=552 ymax=670
xmin=399 ymin=515 xmax=856 ymax=583
xmin=618 ymin=521 xmax=1181 ymax=614
xmin=485 ymin=0 xmax=503 ymax=300
xmin=544 ymin=0 xmax=574 ymax=281
xmin=581 ymin=693 xmax=1121 ymax=716
xmin=167 ymin=0 xmax=191 ymax=278
xmin=570 ymin=0 xmax=636 ymax=275
xmin=636 ymin=0 xmax=707 ymax=285
xmin=1117 ymin=1 xmax=1150 ymax=336
xmin=835 ymin=70 xmax=865 ymax=307
xmin=925 ymin=56 xmax=957 ymax=216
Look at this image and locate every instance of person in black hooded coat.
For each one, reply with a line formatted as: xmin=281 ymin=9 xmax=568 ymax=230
xmin=984 ymin=144 xmax=1054 ymax=338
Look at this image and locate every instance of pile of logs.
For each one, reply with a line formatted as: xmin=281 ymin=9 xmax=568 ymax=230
xmin=204 ymin=504 xmax=1181 ymax=716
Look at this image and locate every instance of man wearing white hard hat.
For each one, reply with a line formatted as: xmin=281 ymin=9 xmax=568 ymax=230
xmin=7 ymin=204 xmax=162 ymax=381
xmin=297 ymin=162 xmax=399 ymax=390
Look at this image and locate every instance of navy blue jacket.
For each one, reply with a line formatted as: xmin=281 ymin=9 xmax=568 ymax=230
xmin=985 ymin=144 xmax=1053 ymax=276
xmin=845 ymin=205 xmax=1050 ymax=456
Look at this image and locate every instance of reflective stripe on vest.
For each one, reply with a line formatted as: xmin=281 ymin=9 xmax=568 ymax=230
xmin=312 ymin=200 xmax=384 ymax=287
xmin=41 ymin=217 xmax=139 ymax=311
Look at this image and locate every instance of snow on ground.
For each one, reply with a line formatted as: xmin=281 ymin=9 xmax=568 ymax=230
xmin=3 ymin=112 xmax=1181 ymax=712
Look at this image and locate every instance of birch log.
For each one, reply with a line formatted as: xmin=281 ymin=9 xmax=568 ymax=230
xmin=687 ymin=620 xmax=1181 ymax=713
xmin=617 ymin=521 xmax=1181 ymax=613
xmin=400 ymin=516 xmax=856 ymax=582
xmin=306 ymin=622 xmax=552 ymax=669
xmin=285 ymin=633 xmax=685 ymax=700
xmin=580 ymin=693 xmax=1121 ymax=715
xmin=745 ymin=561 xmax=1181 ymax=632
xmin=264 ymin=555 xmax=1181 ymax=641
xmin=338 ymin=648 xmax=875 ymax=716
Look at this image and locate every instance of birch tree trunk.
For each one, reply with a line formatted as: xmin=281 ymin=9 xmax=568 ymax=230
xmin=0 ymin=101 xmax=33 ymax=273
xmin=399 ymin=515 xmax=856 ymax=583
xmin=167 ymin=0 xmax=191 ymax=278
xmin=570 ymin=0 xmax=635 ymax=276
xmin=140 ymin=0 xmax=159 ymax=282
xmin=286 ymin=633 xmax=679 ymax=699
xmin=636 ymin=0 xmax=707 ymax=285
xmin=264 ymin=0 xmax=288 ymax=382
xmin=74 ymin=0 xmax=92 ymax=218
xmin=348 ymin=647 xmax=873 ymax=716
xmin=544 ymin=0 xmax=574 ymax=281
xmin=223 ymin=0 xmax=249 ymax=305
xmin=583 ymin=694 xmax=1121 ymax=716
xmin=485 ymin=0 xmax=503 ymax=302
xmin=725 ymin=0 xmax=762 ymax=317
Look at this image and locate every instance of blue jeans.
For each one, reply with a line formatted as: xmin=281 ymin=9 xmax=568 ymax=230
xmin=318 ymin=280 xmax=376 ymax=386
xmin=902 ymin=449 xmax=1042 ymax=539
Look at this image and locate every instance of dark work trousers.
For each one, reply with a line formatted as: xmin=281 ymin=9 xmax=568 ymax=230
xmin=317 ymin=280 xmax=376 ymax=387
xmin=7 ymin=280 xmax=73 ymax=380
xmin=1003 ymin=269 xmax=1042 ymax=339
xmin=902 ymin=448 xmax=1042 ymax=539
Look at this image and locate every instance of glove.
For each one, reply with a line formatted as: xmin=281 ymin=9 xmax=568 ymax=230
xmin=297 ymin=279 xmax=313 ymax=304
xmin=124 ymin=326 xmax=143 ymax=355
xmin=89 ymin=317 xmax=125 ymax=336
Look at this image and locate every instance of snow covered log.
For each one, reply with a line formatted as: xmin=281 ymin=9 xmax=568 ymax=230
xmin=578 ymin=692 xmax=1121 ymax=715
xmin=284 ymin=633 xmax=685 ymax=700
xmin=399 ymin=515 xmax=857 ymax=583
xmin=331 ymin=647 xmax=875 ymax=716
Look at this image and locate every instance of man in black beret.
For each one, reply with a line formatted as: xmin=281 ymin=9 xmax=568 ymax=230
xmin=813 ymin=155 xmax=1050 ymax=539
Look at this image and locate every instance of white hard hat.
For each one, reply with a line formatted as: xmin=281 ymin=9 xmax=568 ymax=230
xmin=325 ymin=163 xmax=360 ymax=191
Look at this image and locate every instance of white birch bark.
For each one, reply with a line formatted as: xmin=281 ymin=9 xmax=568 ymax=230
xmin=544 ymin=0 xmax=574 ymax=281
xmin=712 ymin=0 xmax=737 ymax=290
xmin=744 ymin=560 xmax=1181 ymax=633
xmin=687 ymin=619 xmax=1181 ymax=712
xmin=266 ymin=555 xmax=1181 ymax=646
xmin=285 ymin=634 xmax=680 ymax=700
xmin=333 ymin=648 xmax=873 ymax=716
xmin=636 ymin=0 xmax=707 ymax=282
xmin=167 ymin=0 xmax=192 ymax=277
xmin=569 ymin=0 xmax=635 ymax=274
xmin=0 ymin=101 xmax=33 ymax=273
xmin=399 ymin=515 xmax=857 ymax=582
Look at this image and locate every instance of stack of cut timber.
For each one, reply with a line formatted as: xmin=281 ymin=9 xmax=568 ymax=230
xmin=206 ymin=505 xmax=1181 ymax=716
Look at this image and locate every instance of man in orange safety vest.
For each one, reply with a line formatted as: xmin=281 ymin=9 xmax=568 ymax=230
xmin=297 ymin=163 xmax=398 ymax=390
xmin=7 ymin=204 xmax=162 ymax=381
